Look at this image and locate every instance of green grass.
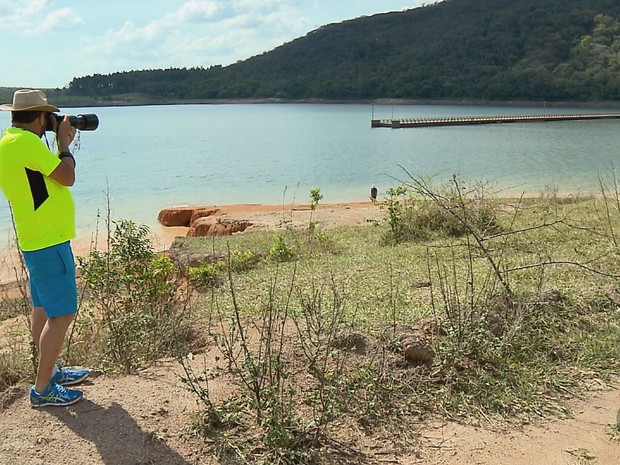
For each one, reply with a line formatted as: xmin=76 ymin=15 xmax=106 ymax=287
xmin=608 ymin=422 xmax=620 ymax=442
xmin=174 ymin=195 xmax=620 ymax=403
xmin=3 ymin=186 xmax=620 ymax=462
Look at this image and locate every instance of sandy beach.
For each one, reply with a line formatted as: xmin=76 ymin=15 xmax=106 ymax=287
xmin=154 ymin=200 xmax=384 ymax=242
xmin=0 ymin=201 xmax=384 ymax=286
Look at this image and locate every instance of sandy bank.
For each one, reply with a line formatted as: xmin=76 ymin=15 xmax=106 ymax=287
xmin=157 ymin=200 xmax=383 ymax=233
xmin=0 ymin=201 xmax=384 ymax=287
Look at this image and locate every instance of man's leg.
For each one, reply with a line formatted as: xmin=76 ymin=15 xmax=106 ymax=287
xmin=34 ymin=312 xmax=75 ymax=393
xmin=25 ymin=241 xmax=87 ymax=396
xmin=31 ymin=306 xmax=47 ymax=353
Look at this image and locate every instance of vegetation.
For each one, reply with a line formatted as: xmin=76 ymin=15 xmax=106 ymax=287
xmin=173 ymin=179 xmax=620 ymax=463
xmin=3 ymin=180 xmax=620 ymax=461
xmin=45 ymin=0 xmax=620 ymax=104
xmin=74 ymin=219 xmax=196 ymax=374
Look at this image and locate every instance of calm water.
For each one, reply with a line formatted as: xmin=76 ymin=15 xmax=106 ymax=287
xmin=0 ymin=103 xmax=619 ymax=239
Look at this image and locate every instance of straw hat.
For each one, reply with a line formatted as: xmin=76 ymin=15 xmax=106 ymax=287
xmin=0 ymin=89 xmax=59 ymax=112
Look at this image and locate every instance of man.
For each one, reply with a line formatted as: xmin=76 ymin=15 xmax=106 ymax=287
xmin=370 ymin=184 xmax=378 ymax=204
xmin=0 ymin=89 xmax=89 ymax=407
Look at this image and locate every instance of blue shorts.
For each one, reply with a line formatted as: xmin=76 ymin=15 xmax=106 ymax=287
xmin=22 ymin=241 xmax=77 ymax=318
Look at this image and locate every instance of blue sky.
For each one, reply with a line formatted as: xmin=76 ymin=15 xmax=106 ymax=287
xmin=0 ymin=0 xmax=434 ymax=89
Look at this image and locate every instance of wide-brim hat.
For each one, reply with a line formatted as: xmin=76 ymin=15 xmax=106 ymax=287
xmin=0 ymin=89 xmax=59 ymax=112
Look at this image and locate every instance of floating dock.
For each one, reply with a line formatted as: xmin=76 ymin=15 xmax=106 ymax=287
xmin=371 ymin=113 xmax=620 ymax=128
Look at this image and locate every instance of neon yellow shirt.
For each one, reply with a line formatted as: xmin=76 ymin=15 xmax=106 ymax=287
xmin=0 ymin=127 xmax=75 ymax=251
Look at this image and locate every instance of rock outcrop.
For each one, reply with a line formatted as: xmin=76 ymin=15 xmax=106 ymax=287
xmin=188 ymin=218 xmax=252 ymax=236
xmin=158 ymin=206 xmax=253 ymax=237
xmin=157 ymin=207 xmax=205 ymax=227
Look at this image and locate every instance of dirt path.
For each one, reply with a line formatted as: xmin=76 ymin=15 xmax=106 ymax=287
xmin=417 ymin=386 xmax=620 ymax=464
xmin=1 ymin=356 xmax=618 ymax=465
xmin=0 ymin=360 xmax=203 ymax=465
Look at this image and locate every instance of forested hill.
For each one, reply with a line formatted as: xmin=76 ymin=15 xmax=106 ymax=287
xmin=69 ymin=0 xmax=620 ymax=102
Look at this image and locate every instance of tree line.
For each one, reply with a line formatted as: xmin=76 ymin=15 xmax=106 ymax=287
xmin=67 ymin=0 xmax=620 ymax=103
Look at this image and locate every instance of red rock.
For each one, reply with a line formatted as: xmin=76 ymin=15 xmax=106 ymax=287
xmin=157 ymin=207 xmax=196 ymax=226
xmin=190 ymin=208 xmax=220 ymax=224
xmin=157 ymin=206 xmax=222 ymax=227
xmin=188 ymin=218 xmax=252 ymax=236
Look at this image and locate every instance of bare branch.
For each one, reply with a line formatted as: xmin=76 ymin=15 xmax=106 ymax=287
xmin=506 ymin=260 xmax=620 ymax=278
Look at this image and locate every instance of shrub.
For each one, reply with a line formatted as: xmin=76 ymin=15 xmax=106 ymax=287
xmin=382 ymin=177 xmax=502 ymax=245
xmin=229 ymin=249 xmax=263 ymax=272
xmin=76 ymin=220 xmax=193 ymax=373
xmin=269 ymin=234 xmax=296 ymax=262
xmin=188 ymin=261 xmax=225 ymax=288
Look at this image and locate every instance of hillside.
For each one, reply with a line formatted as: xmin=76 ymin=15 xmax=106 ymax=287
xmin=65 ymin=0 xmax=620 ymax=102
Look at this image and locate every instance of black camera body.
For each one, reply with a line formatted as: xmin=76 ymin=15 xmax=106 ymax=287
xmin=46 ymin=113 xmax=99 ymax=132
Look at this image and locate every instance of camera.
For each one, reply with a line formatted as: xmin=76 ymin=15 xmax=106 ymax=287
xmin=46 ymin=113 xmax=99 ymax=132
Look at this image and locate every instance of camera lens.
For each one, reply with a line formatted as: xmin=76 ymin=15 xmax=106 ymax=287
xmin=45 ymin=113 xmax=99 ymax=131
xmin=68 ymin=114 xmax=99 ymax=131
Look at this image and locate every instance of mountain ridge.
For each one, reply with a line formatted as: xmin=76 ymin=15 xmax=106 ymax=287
xmin=51 ymin=0 xmax=620 ymax=103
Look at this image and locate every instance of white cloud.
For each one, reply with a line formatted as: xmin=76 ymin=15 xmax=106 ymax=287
xmin=41 ymin=7 xmax=83 ymax=31
xmin=0 ymin=1 xmax=82 ymax=35
xmin=177 ymin=1 xmax=232 ymax=23
xmin=0 ymin=0 xmax=48 ymax=29
xmin=78 ymin=0 xmax=310 ymax=72
xmin=16 ymin=0 xmax=48 ymax=16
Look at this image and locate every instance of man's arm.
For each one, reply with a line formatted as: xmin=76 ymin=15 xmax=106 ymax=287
xmin=49 ymin=156 xmax=75 ymax=186
xmin=48 ymin=115 xmax=76 ymax=186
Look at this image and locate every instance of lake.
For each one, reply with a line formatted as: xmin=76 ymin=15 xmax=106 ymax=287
xmin=0 ymin=102 xmax=619 ymax=239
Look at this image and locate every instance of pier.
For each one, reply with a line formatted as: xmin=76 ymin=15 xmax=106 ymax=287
xmin=371 ymin=113 xmax=620 ymax=128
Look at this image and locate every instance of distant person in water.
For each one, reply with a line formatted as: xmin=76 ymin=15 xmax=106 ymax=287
xmin=370 ymin=185 xmax=378 ymax=204
xmin=0 ymin=89 xmax=90 ymax=407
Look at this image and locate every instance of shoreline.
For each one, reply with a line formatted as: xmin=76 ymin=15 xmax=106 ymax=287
xmin=3 ymin=86 xmax=618 ymax=109
xmin=156 ymin=200 xmax=384 ymax=238
xmin=0 ymin=201 xmax=383 ymax=286
xmin=0 ymin=192 xmax=602 ymax=303
xmin=46 ymin=99 xmax=620 ymax=110
xmin=0 ymin=193 xmax=597 ymax=288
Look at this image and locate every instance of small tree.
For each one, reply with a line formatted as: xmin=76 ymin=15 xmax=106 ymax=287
xmin=308 ymin=188 xmax=324 ymax=233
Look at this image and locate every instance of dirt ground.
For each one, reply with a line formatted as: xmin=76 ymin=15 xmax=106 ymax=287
xmin=1 ymin=201 xmax=620 ymax=465
xmin=1 ymin=352 xmax=619 ymax=465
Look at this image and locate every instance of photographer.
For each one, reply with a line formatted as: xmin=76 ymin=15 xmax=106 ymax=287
xmin=0 ymin=89 xmax=90 ymax=407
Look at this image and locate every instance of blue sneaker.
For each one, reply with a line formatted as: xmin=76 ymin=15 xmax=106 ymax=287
xmin=30 ymin=382 xmax=83 ymax=408
xmin=51 ymin=365 xmax=90 ymax=386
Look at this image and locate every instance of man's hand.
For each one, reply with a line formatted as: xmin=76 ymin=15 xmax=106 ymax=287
xmin=56 ymin=115 xmax=76 ymax=153
xmin=49 ymin=115 xmax=77 ymax=186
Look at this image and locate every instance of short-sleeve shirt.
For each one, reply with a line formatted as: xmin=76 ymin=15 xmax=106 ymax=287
xmin=0 ymin=127 xmax=75 ymax=251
